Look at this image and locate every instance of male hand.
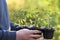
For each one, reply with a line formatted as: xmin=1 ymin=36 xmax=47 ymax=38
xmin=16 ymin=29 xmax=42 ymax=40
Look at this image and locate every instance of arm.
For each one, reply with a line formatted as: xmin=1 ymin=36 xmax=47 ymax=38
xmin=0 ymin=29 xmax=42 ymax=40
xmin=0 ymin=30 xmax=16 ymax=40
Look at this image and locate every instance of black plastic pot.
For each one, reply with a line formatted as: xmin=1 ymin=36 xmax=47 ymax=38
xmin=41 ymin=27 xmax=55 ymax=39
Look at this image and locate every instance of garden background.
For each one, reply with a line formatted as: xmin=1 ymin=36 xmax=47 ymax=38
xmin=6 ymin=0 xmax=60 ymax=40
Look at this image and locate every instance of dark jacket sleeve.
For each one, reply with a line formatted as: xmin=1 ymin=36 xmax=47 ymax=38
xmin=10 ymin=22 xmax=22 ymax=31
xmin=10 ymin=22 xmax=17 ymax=31
xmin=0 ymin=30 xmax=16 ymax=40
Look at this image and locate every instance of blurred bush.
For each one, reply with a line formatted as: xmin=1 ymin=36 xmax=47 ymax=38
xmin=7 ymin=0 xmax=60 ymax=40
xmin=7 ymin=0 xmax=60 ymax=27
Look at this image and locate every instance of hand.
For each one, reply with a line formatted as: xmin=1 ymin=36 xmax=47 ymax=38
xmin=16 ymin=29 xmax=42 ymax=40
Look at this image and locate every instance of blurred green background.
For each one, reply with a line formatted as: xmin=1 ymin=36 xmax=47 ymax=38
xmin=6 ymin=0 xmax=60 ymax=40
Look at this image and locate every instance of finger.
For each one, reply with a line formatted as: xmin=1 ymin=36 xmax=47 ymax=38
xmin=30 ymin=30 xmax=41 ymax=34
xmin=30 ymin=35 xmax=42 ymax=39
xmin=29 ymin=38 xmax=36 ymax=40
xmin=33 ymin=33 xmax=42 ymax=35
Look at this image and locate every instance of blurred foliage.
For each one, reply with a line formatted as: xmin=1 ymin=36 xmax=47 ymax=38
xmin=7 ymin=0 xmax=60 ymax=27
xmin=7 ymin=0 xmax=60 ymax=40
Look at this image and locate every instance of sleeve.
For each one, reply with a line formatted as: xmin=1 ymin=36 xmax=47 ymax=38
xmin=10 ymin=22 xmax=23 ymax=31
xmin=10 ymin=22 xmax=17 ymax=31
xmin=0 ymin=30 xmax=16 ymax=40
